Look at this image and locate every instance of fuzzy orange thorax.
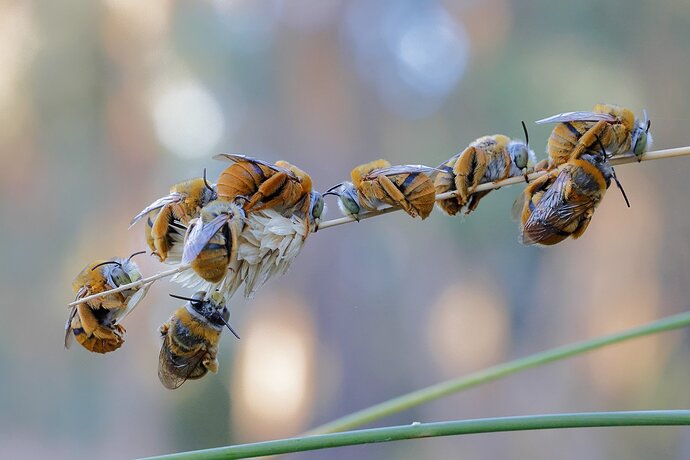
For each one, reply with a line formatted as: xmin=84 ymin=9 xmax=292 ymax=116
xmin=350 ymin=159 xmax=392 ymax=187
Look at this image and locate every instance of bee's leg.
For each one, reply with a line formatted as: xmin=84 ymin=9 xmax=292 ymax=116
xmin=434 ymin=167 xmax=461 ymax=216
xmin=76 ymin=303 xmax=100 ymax=336
xmin=569 ymin=120 xmax=609 ymax=160
xmin=453 ymin=147 xmax=485 ymax=206
xmin=401 ymin=173 xmax=436 ymax=219
xmin=244 ymin=172 xmax=289 ymax=212
xmin=534 ymin=159 xmax=550 ymax=172
xmin=571 ymin=209 xmax=595 ymax=239
xmin=92 ymin=325 xmax=124 ymax=342
xmin=298 ymin=193 xmax=311 ymax=239
xmin=159 ymin=322 xmax=170 ymax=336
xmin=202 ymin=353 xmax=219 ymax=373
xmin=376 ymin=175 xmax=417 ymax=217
xmin=151 ymin=204 xmax=174 ymax=261
xmin=464 ymin=190 xmax=492 ymax=215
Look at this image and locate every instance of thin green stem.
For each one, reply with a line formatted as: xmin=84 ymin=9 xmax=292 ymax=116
xmin=142 ymin=411 xmax=690 ymax=459
xmin=306 ymin=310 xmax=690 ymax=434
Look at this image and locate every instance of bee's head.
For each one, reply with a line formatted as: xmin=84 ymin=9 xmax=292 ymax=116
xmin=202 ymin=168 xmax=218 ymax=204
xmin=172 ymin=291 xmax=239 ymax=339
xmin=309 ymin=191 xmax=325 ymax=220
xmin=632 ymin=110 xmax=652 ymax=159
xmin=509 ymin=121 xmax=537 ymax=170
xmin=324 ymin=182 xmax=361 ymax=217
xmin=93 ymin=251 xmax=145 ymax=288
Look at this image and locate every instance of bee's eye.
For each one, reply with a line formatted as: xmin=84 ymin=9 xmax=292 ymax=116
xmin=111 ymin=267 xmax=130 ymax=286
xmin=633 ymin=130 xmax=648 ymax=158
xmin=510 ymin=144 xmax=529 ymax=169
xmin=311 ymin=195 xmax=325 ymax=219
xmin=342 ymin=195 xmax=360 ymax=215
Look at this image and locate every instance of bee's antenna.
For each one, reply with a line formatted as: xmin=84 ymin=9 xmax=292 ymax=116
xmin=323 ymin=183 xmax=344 ymax=196
xmin=594 ymin=135 xmax=609 ymax=160
xmin=521 ymin=120 xmax=529 ymax=147
xmin=203 ymin=168 xmax=214 ymax=192
xmin=169 ymin=293 xmax=202 ymax=303
xmin=126 ymin=250 xmax=147 ymax=264
xmin=595 ymin=135 xmax=630 ymax=208
xmin=91 ymin=260 xmax=122 ymax=271
xmin=611 ymin=167 xmax=631 ymax=208
xmin=219 ymin=316 xmax=241 ymax=340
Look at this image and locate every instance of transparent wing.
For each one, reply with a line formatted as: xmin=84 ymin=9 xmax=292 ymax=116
xmin=64 ymin=286 xmax=88 ymax=349
xmin=367 ymin=165 xmax=444 ymax=177
xmin=64 ymin=306 xmax=78 ymax=349
xmin=535 ymin=111 xmax=618 ymax=124
xmin=181 ymin=215 xmax=228 ymax=265
xmin=158 ymin=342 xmax=207 ymax=390
xmin=129 ymin=193 xmax=183 ymax=228
xmin=116 ymin=282 xmax=153 ymax=324
xmin=213 ymin=154 xmax=295 ymax=176
xmin=511 ymin=191 xmax=526 ymax=222
xmin=521 ymin=169 xmax=595 ymax=245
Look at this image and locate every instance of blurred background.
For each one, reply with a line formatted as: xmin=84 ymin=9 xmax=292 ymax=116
xmin=2 ymin=0 xmax=690 ymax=458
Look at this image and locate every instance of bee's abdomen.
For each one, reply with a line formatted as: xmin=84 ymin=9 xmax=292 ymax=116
xmin=191 ymin=244 xmax=230 ymax=283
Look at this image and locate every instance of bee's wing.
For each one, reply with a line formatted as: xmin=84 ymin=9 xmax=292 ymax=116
xmin=64 ymin=306 xmax=77 ymax=349
xmin=511 ymin=191 xmax=526 ymax=222
xmin=158 ymin=342 xmax=207 ymax=390
xmin=368 ymin=165 xmax=444 ymax=177
xmin=116 ymin=282 xmax=153 ymax=324
xmin=521 ymin=169 xmax=595 ymax=245
xmin=65 ymin=286 xmax=88 ymax=349
xmin=213 ymin=154 xmax=296 ymax=177
xmin=181 ymin=215 xmax=228 ymax=265
xmin=129 ymin=193 xmax=183 ymax=228
xmin=535 ymin=111 xmax=618 ymax=124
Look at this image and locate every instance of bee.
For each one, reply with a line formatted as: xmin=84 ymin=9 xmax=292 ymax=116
xmin=435 ymin=123 xmax=536 ymax=216
xmin=181 ymin=199 xmax=246 ymax=283
xmin=130 ymin=172 xmax=217 ymax=262
xmin=214 ymin=154 xmax=320 ymax=235
xmin=158 ymin=291 xmax=240 ymax=389
xmin=324 ymin=160 xmax=438 ymax=220
xmin=65 ymin=252 xmax=147 ymax=354
xmin=536 ymin=103 xmax=652 ymax=170
xmin=514 ymin=136 xmax=630 ymax=246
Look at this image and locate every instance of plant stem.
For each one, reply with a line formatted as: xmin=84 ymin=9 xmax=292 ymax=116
xmin=67 ymin=264 xmax=190 ymax=307
xmin=318 ymin=145 xmax=690 ymax=230
xmin=306 ymin=310 xmax=690 ymax=435
xmin=69 ymin=146 xmax=690 ymax=306
xmin=142 ymin=410 xmax=690 ymax=459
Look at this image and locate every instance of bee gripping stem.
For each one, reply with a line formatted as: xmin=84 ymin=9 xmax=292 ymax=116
xmin=67 ymin=264 xmax=191 ymax=308
xmin=317 ymin=145 xmax=690 ymax=230
xmin=68 ymin=146 xmax=690 ymax=304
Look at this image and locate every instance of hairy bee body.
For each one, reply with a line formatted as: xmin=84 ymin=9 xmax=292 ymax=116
xmin=435 ymin=134 xmax=536 ymax=215
xmin=182 ymin=200 xmax=246 ymax=283
xmin=158 ymin=292 xmax=233 ymax=389
xmin=65 ymin=257 xmax=144 ymax=354
xmin=327 ymin=160 xmax=437 ymax=220
xmin=131 ymin=177 xmax=217 ymax=262
xmin=538 ymin=104 xmax=651 ymax=169
xmin=214 ymin=154 xmax=321 ymax=235
xmin=516 ymin=152 xmax=613 ymax=246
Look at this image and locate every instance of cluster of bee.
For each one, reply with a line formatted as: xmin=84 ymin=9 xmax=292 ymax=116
xmin=65 ymin=103 xmax=652 ymax=389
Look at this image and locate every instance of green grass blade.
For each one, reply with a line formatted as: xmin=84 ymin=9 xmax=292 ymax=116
xmin=306 ymin=310 xmax=690 ymax=434
xmin=142 ymin=410 xmax=690 ymax=459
